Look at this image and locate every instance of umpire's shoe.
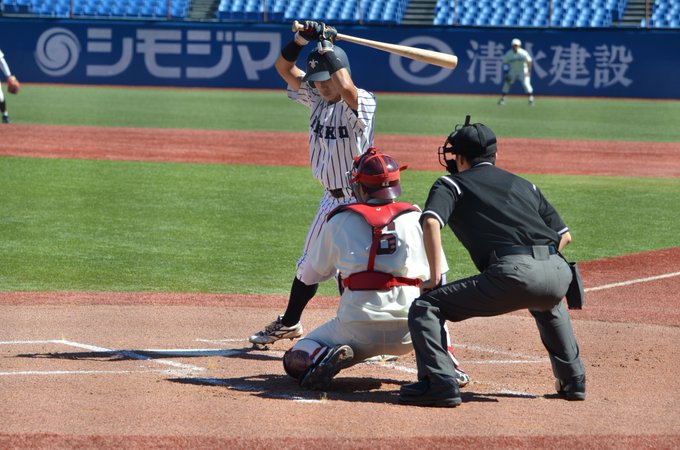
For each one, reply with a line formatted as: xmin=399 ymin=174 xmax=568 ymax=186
xmin=300 ymin=344 xmax=354 ymax=391
xmin=398 ymin=373 xmax=462 ymax=407
xmin=555 ymin=374 xmax=586 ymax=401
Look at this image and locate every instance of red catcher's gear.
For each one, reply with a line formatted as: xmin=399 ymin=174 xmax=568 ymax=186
xmin=327 ymin=202 xmax=422 ymax=291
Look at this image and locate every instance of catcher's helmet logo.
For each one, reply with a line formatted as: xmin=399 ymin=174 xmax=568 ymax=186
xmin=309 ymin=59 xmax=319 ymax=69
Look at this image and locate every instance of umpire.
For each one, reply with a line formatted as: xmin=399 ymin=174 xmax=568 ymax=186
xmin=399 ymin=116 xmax=585 ymax=407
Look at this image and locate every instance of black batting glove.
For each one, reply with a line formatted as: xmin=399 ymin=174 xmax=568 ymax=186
xmin=295 ymin=20 xmax=322 ymax=45
xmin=320 ymin=24 xmax=337 ymax=42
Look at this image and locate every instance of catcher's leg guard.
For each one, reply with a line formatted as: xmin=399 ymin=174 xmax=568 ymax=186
xmin=283 ymin=338 xmax=329 ymax=380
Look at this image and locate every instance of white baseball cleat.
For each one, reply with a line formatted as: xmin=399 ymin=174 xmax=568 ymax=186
xmin=448 ymin=346 xmax=471 ymax=388
xmin=249 ymin=315 xmax=303 ymax=346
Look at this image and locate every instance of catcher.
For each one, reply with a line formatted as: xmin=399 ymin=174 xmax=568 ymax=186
xmin=283 ymin=148 xmax=469 ymax=391
xmin=1 ymin=48 xmax=19 ymax=124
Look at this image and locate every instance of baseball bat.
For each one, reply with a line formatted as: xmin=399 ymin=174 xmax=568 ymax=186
xmin=292 ymin=21 xmax=457 ymax=70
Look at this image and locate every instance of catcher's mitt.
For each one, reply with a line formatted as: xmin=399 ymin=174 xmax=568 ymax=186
xmin=7 ymin=75 xmax=20 ymax=94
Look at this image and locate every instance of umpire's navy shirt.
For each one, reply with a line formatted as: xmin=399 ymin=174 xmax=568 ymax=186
xmin=422 ymin=162 xmax=568 ymax=272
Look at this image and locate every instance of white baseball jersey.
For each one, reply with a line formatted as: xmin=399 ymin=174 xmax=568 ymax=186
xmin=287 ymin=81 xmax=376 ymax=191
xmin=288 ymin=79 xmax=377 ymax=277
xmin=503 ymin=47 xmax=532 ymax=76
xmin=502 ymin=47 xmax=534 ymax=94
xmin=300 ymin=205 xmax=449 ymax=322
xmin=0 ymin=49 xmax=11 ymax=103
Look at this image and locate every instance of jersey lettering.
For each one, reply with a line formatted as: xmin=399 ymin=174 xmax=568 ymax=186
xmin=313 ymin=120 xmax=324 ymax=138
xmin=310 ymin=118 xmax=352 ymax=141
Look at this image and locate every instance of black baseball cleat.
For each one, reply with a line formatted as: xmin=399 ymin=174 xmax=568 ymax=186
xmin=555 ymin=374 xmax=586 ymax=401
xmin=299 ymin=344 xmax=354 ymax=391
xmin=2 ymin=115 xmax=10 ymax=124
xmin=398 ymin=373 xmax=462 ymax=407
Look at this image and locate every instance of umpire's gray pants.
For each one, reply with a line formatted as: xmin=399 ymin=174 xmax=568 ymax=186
xmin=409 ymin=252 xmax=584 ymax=382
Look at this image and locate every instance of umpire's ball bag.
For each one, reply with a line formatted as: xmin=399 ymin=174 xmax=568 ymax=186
xmin=566 ymin=262 xmax=585 ymax=310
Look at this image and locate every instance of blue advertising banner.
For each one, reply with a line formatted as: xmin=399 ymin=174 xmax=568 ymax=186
xmin=0 ymin=18 xmax=678 ymax=99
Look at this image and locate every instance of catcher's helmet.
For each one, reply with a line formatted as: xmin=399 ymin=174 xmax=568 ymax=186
xmin=302 ymin=45 xmax=351 ymax=84
xmin=439 ymin=115 xmax=496 ymax=172
xmin=349 ymin=148 xmax=406 ymax=200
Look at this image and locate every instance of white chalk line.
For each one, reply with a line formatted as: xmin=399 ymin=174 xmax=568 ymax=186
xmin=0 ymin=339 xmax=208 ymax=376
xmin=0 ymin=369 xmax=178 ymax=376
xmin=0 ymin=339 xmax=545 ymax=401
xmin=4 ymin=271 xmax=676 ymax=398
xmin=584 ymin=270 xmax=680 ymax=292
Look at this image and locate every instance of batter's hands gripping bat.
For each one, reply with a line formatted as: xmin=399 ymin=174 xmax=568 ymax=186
xmin=292 ymin=21 xmax=458 ymax=70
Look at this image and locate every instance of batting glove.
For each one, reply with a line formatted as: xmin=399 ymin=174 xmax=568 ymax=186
xmin=295 ymin=20 xmax=322 ymax=45
xmin=317 ymin=23 xmax=337 ymax=54
xmin=317 ymin=39 xmax=334 ymax=54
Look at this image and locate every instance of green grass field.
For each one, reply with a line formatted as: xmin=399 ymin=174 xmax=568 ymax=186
xmin=1 ymin=85 xmax=679 ymax=294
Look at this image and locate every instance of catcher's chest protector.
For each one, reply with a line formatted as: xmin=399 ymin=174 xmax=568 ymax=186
xmin=328 ymin=202 xmax=421 ymax=290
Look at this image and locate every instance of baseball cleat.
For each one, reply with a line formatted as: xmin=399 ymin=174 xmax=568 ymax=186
xmin=248 ymin=315 xmax=303 ymax=345
xmin=365 ymin=354 xmax=399 ymax=363
xmin=2 ymin=115 xmax=10 ymax=124
xmin=448 ymin=346 xmax=471 ymax=388
xmin=300 ymin=344 xmax=354 ymax=390
xmin=498 ymin=98 xmax=506 ymax=106
xmin=453 ymin=367 xmax=471 ymax=388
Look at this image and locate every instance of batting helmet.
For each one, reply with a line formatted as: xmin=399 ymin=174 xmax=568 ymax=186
xmin=302 ymin=45 xmax=351 ymax=84
xmin=349 ymin=148 xmax=405 ymax=200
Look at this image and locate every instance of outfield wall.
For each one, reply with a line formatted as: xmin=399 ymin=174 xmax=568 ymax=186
xmin=1 ymin=18 xmax=677 ymax=99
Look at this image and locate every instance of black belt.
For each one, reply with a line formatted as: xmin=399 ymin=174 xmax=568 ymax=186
xmin=494 ymin=245 xmax=557 ymax=258
xmin=328 ymin=188 xmax=346 ymax=199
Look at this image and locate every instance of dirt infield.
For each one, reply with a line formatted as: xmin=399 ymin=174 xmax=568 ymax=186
xmin=2 ymin=124 xmax=680 ymax=177
xmin=1 ymin=124 xmax=680 ymax=448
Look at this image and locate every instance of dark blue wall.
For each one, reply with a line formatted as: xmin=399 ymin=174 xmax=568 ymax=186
xmin=1 ymin=18 xmax=677 ymax=99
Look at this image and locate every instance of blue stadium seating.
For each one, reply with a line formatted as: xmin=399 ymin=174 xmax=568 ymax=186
xmin=217 ymin=0 xmax=406 ymax=24
xmin=3 ymin=0 xmax=677 ymax=29
xmin=649 ymin=0 xmax=680 ymax=27
xmin=1 ymin=0 xmax=191 ymax=18
xmin=433 ymin=0 xmax=626 ymax=27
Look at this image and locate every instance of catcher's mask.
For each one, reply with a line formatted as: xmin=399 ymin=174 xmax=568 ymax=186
xmin=302 ymin=45 xmax=351 ymax=87
xmin=348 ymin=148 xmax=406 ymax=200
xmin=439 ymin=115 xmax=497 ymax=173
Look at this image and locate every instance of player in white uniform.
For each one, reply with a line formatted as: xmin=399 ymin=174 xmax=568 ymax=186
xmin=249 ymin=21 xmax=376 ymax=346
xmin=0 ymin=48 xmax=15 ymax=123
xmin=498 ymin=38 xmax=535 ymax=106
xmin=282 ymin=148 xmax=469 ymax=390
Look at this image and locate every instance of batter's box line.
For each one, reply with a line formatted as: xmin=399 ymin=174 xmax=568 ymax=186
xmin=193 ymin=338 xmax=546 ymax=365
xmin=0 ymin=339 xmax=208 ymax=377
